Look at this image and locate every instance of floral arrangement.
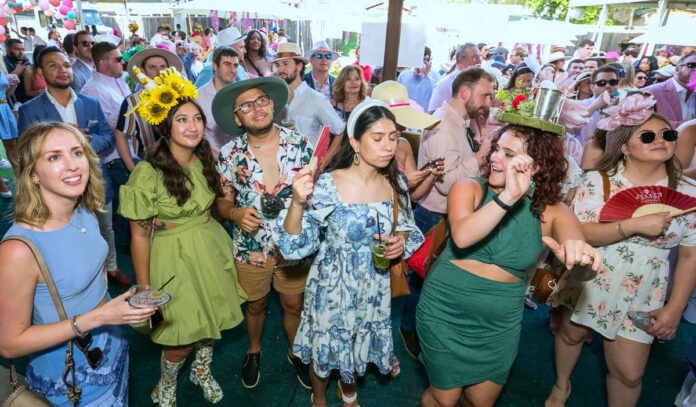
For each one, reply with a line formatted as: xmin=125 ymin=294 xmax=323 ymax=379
xmin=126 ymin=67 xmax=197 ymax=125
xmin=128 ymin=20 xmax=138 ymax=34
xmin=496 ymin=81 xmax=535 ymax=118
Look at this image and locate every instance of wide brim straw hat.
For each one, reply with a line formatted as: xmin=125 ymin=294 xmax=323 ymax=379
xmin=212 ymin=77 xmax=289 ymax=136
xmin=272 ymin=42 xmax=309 ymax=65
xmin=547 ymin=51 xmax=571 ymax=64
xmin=372 ymin=81 xmax=440 ymax=130
xmin=127 ymin=48 xmax=183 ymax=83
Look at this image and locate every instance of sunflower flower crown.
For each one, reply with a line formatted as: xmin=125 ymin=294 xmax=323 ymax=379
xmin=125 ymin=66 xmax=198 ymax=125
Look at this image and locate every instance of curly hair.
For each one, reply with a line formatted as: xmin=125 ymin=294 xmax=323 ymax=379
xmin=149 ymin=99 xmax=222 ymax=206
xmin=332 ymin=65 xmax=366 ymax=103
xmin=481 ymin=125 xmax=567 ymax=218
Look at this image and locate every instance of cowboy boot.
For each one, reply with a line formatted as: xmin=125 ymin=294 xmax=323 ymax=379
xmin=190 ymin=339 xmax=223 ymax=403
xmin=151 ymin=351 xmax=185 ymax=406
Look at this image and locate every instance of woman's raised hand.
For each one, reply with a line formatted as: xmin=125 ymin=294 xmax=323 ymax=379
xmin=542 ymin=237 xmax=602 ymax=272
xmin=500 ymin=154 xmax=535 ymax=204
xmin=291 ymin=165 xmax=314 ymax=205
xmin=625 ymin=212 xmax=672 ymax=238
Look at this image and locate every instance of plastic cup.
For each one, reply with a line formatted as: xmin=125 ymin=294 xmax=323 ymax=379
xmin=6 ymin=74 xmax=18 ymax=86
xmin=371 ymin=238 xmax=390 ymax=271
xmin=281 ymin=119 xmax=295 ymax=129
xmin=128 ymin=284 xmax=154 ymax=327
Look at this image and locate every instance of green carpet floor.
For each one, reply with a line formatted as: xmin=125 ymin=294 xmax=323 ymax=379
xmin=0 ymin=144 xmax=691 ymax=406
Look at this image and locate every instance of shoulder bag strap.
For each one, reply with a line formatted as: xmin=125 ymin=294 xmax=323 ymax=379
xmin=391 ymin=188 xmax=398 ymax=236
xmin=599 ymin=170 xmax=610 ymax=203
xmin=150 ymin=169 xmax=159 ymax=247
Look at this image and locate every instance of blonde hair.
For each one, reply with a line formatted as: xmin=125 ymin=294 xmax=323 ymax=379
xmin=619 ymin=61 xmax=635 ymax=89
xmin=14 ymin=122 xmax=105 ymax=227
xmin=333 ymin=65 xmax=366 ymax=103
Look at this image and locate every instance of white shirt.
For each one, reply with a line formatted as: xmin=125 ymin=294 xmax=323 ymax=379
xmin=45 ymin=88 xmax=77 ymax=124
xmin=286 ymin=82 xmax=345 ymax=146
xmin=197 ymin=79 xmax=232 ymax=154
xmin=427 ymin=67 xmax=461 ymax=112
xmin=672 ymin=78 xmax=696 ymax=122
xmin=31 ymin=35 xmax=46 ymax=47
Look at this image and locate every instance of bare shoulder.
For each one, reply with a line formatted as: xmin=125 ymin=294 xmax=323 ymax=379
xmin=451 ymin=177 xmax=482 ymax=194
xmin=0 ymin=239 xmax=40 ymax=282
xmin=542 ymin=201 xmax=574 ymax=224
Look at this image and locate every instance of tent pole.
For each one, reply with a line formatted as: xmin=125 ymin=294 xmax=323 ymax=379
xmin=646 ymin=0 xmax=668 ymax=56
xmin=76 ymin=0 xmax=84 ymax=30
xmin=383 ymin=0 xmax=403 ymax=81
xmin=593 ymin=5 xmax=608 ymax=51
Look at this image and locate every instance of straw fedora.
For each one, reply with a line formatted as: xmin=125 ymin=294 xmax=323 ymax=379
xmin=272 ymin=42 xmax=309 ymax=65
xmin=547 ymin=51 xmax=570 ymax=64
xmin=211 ymin=77 xmax=289 ymax=136
xmin=127 ymin=48 xmax=183 ymax=83
xmin=372 ymin=81 xmax=440 ymax=130
xmin=217 ymin=27 xmax=246 ymax=47
xmin=304 ymin=40 xmax=340 ymax=61
xmin=583 ymin=52 xmax=616 ymax=65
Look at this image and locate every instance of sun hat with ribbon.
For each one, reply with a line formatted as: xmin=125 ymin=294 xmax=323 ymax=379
xmin=304 ymin=40 xmax=340 ymax=61
xmin=371 ymin=81 xmax=440 ymax=131
xmin=346 ymin=99 xmax=392 ymax=139
xmin=596 ymin=92 xmax=656 ymax=132
xmin=272 ymin=42 xmax=309 ymax=65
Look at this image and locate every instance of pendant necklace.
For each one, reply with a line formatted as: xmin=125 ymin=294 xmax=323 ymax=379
xmin=67 ymin=212 xmax=86 ymax=234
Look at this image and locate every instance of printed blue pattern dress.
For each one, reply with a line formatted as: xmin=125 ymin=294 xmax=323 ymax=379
xmin=272 ymin=173 xmax=424 ymax=383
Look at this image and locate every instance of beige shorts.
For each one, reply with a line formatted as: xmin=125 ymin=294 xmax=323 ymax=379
xmin=234 ymin=259 xmax=310 ymax=301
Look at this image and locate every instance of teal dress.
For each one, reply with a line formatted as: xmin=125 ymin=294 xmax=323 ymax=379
xmin=416 ymin=177 xmax=544 ymax=389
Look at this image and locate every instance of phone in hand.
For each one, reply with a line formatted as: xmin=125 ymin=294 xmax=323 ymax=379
xmin=627 ymin=311 xmax=655 ymax=331
xmin=420 ymin=157 xmax=444 ymax=171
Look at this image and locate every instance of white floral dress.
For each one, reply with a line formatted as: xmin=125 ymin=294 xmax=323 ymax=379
xmin=548 ymin=165 xmax=696 ymax=343
xmin=272 ymin=173 xmax=424 ymax=383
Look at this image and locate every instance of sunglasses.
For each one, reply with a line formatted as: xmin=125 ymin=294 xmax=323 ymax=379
xmin=234 ymin=95 xmax=271 ymax=114
xmin=655 ymin=77 xmax=668 ymax=83
xmin=635 ymin=129 xmax=678 ymax=144
xmin=681 ymin=62 xmax=696 ymax=69
xmin=636 ymin=76 xmax=647 ymax=81
xmin=593 ymin=79 xmax=619 ymax=87
xmin=74 ymin=333 xmax=104 ymax=369
xmin=314 ymin=53 xmax=333 ymax=60
xmin=102 ymin=56 xmax=124 ymax=63
xmin=80 ymin=41 xmax=96 ymax=47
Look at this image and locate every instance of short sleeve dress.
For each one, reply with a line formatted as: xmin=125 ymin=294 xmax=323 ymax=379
xmin=272 ymin=173 xmax=424 ymax=383
xmin=119 ymin=160 xmax=247 ymax=346
xmin=548 ymin=165 xmax=696 ymax=344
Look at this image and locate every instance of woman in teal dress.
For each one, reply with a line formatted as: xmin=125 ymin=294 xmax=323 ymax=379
xmin=416 ymin=123 xmax=602 ymax=407
xmin=273 ymin=100 xmax=424 ymax=407
xmin=119 ymin=98 xmax=247 ymax=406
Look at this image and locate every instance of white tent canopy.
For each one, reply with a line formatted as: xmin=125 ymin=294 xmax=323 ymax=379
xmin=172 ymin=0 xmax=302 ymax=18
xmin=630 ymin=24 xmax=696 ymax=46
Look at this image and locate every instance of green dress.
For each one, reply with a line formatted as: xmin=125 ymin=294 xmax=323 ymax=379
xmin=119 ymin=160 xmax=247 ymax=346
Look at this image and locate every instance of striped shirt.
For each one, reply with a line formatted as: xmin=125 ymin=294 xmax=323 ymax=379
xmin=115 ymin=92 xmax=157 ymax=158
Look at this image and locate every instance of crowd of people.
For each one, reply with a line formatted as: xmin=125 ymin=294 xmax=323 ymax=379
xmin=0 ymin=19 xmax=694 ymax=407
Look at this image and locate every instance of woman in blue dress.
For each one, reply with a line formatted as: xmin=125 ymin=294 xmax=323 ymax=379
xmin=0 ymin=62 xmax=19 ymax=197
xmin=0 ymin=122 xmax=156 ymax=406
xmin=273 ymin=99 xmax=424 ymax=407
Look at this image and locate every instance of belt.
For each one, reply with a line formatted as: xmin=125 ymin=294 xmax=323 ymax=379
xmin=0 ymin=100 xmax=7 ymax=104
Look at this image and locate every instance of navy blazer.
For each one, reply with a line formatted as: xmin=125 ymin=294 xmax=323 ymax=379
xmin=302 ymin=71 xmax=335 ymax=99
xmin=17 ymin=91 xmax=114 ymax=154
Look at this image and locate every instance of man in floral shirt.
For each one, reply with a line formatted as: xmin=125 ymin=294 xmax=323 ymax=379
xmin=213 ymin=76 xmax=314 ymax=390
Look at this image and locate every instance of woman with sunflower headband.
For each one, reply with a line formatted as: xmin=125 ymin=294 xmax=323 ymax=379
xmin=118 ymin=68 xmax=247 ymax=406
xmin=416 ymin=105 xmax=602 ymax=407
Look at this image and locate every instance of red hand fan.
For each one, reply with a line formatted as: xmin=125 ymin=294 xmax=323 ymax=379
xmin=309 ymin=126 xmax=330 ymax=182
xmin=599 ymin=186 xmax=696 ymax=222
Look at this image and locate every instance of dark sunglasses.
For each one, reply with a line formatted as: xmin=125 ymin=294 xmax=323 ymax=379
xmin=681 ymin=62 xmax=696 ymax=69
xmin=655 ymin=77 xmax=669 ymax=83
xmin=636 ymin=129 xmax=678 ymax=144
xmin=314 ymin=53 xmax=332 ymax=60
xmin=593 ymin=79 xmax=619 ymax=87
xmin=80 ymin=41 xmax=96 ymax=47
xmin=102 ymin=56 xmax=124 ymax=63
xmin=74 ymin=333 xmax=104 ymax=369
xmin=636 ymin=76 xmax=647 ymax=81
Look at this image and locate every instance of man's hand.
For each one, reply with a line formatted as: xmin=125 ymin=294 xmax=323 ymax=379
xmin=10 ymin=61 xmax=26 ymax=75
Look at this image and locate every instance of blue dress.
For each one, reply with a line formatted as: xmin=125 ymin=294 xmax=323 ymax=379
xmin=0 ymin=69 xmax=18 ymax=140
xmin=3 ymin=208 xmax=129 ymax=406
xmin=272 ymin=173 xmax=424 ymax=383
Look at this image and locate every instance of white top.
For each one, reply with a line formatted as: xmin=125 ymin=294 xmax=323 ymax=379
xmin=197 ymin=79 xmax=232 ymax=154
xmin=427 ymin=67 xmax=461 ymax=112
xmin=45 ymin=88 xmax=77 ymax=124
xmin=671 ymin=78 xmax=696 ymax=123
xmin=286 ymin=81 xmax=345 ymax=146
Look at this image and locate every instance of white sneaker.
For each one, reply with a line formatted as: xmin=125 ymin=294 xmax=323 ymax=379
xmin=0 ymin=190 xmax=12 ymax=199
xmin=0 ymin=158 xmax=11 ymax=170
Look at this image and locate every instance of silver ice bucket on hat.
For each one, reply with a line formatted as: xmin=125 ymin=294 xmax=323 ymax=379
xmin=533 ymin=88 xmax=564 ymax=123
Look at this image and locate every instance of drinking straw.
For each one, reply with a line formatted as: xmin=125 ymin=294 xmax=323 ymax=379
xmin=157 ymin=275 xmax=176 ymax=291
xmin=377 ymin=212 xmax=382 ymax=243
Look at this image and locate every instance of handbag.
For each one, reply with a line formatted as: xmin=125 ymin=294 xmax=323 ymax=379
xmin=389 ymin=191 xmax=411 ymax=298
xmin=406 ymin=219 xmax=447 ymax=279
xmin=1 ymin=236 xmax=81 ymax=407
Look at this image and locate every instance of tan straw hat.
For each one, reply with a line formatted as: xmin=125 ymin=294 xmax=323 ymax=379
xmin=372 ymin=81 xmax=440 ymax=130
xmin=127 ymin=48 xmax=183 ymax=83
xmin=272 ymin=42 xmax=309 ymax=65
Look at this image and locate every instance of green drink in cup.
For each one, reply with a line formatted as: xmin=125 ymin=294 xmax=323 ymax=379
xmin=371 ymin=238 xmax=391 ymax=271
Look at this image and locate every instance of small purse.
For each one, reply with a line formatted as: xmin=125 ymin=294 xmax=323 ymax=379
xmin=389 ymin=191 xmax=411 ymax=298
xmin=405 ymin=219 xmax=447 ymax=279
xmin=1 ymin=236 xmax=80 ymax=407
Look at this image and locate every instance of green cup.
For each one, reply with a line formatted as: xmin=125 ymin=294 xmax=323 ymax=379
xmin=371 ymin=238 xmax=390 ymax=270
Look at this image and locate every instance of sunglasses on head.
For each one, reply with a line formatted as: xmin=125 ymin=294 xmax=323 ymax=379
xmin=636 ymin=129 xmax=678 ymax=144
xmin=314 ymin=53 xmax=332 ymax=60
xmin=80 ymin=41 xmax=96 ymax=47
xmin=681 ymin=62 xmax=696 ymax=69
xmin=74 ymin=333 xmax=104 ymax=369
xmin=593 ymin=79 xmax=619 ymax=87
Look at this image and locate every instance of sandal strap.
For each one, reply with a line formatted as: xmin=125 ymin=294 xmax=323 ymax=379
xmin=338 ymin=381 xmax=358 ymax=403
xmin=550 ymin=382 xmax=571 ymax=402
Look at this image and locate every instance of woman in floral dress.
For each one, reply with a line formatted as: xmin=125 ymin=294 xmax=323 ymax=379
xmin=273 ymin=100 xmax=424 ymax=407
xmin=547 ymin=93 xmax=696 ymax=407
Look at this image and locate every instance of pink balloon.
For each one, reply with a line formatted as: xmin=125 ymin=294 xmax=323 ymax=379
xmin=43 ymin=8 xmax=51 ymax=16
xmin=63 ymin=19 xmax=74 ymax=30
xmin=38 ymin=0 xmax=47 ymax=9
xmin=61 ymin=0 xmax=71 ymax=7
xmin=0 ymin=35 xmax=6 ymax=42
xmin=3 ymin=6 xmax=14 ymax=16
xmin=0 ymin=26 xmax=5 ymax=35
xmin=58 ymin=4 xmax=68 ymax=14
xmin=49 ymin=0 xmax=59 ymax=6
xmin=0 ymin=7 xmax=4 ymax=16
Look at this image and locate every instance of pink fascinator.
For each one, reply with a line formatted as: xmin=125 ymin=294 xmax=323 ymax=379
xmin=596 ymin=93 xmax=656 ymax=131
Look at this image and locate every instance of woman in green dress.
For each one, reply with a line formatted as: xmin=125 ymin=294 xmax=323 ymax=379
xmin=416 ymin=123 xmax=602 ymax=407
xmin=119 ymin=98 xmax=247 ymax=406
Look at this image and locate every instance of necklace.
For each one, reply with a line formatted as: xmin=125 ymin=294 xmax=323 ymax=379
xmin=60 ymin=212 xmax=86 ymax=234
xmin=250 ymin=137 xmax=275 ymax=149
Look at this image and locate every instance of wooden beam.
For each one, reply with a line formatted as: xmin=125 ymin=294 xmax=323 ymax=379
xmin=382 ymin=0 xmax=403 ymax=82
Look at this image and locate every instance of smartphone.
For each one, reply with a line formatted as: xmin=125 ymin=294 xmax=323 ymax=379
xmin=420 ymin=157 xmax=444 ymax=171
xmin=627 ymin=311 xmax=655 ymax=331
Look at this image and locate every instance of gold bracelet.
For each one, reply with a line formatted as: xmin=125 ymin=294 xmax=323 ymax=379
xmin=228 ymin=207 xmax=235 ymax=220
xmin=71 ymin=315 xmax=87 ymax=338
xmin=616 ymin=221 xmax=628 ymax=239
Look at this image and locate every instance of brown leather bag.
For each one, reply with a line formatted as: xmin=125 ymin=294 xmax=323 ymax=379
xmin=389 ymin=192 xmax=411 ymax=298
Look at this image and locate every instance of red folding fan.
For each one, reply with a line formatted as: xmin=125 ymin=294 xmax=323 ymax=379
xmin=309 ymin=125 xmax=330 ymax=182
xmin=599 ymin=186 xmax=696 ymax=222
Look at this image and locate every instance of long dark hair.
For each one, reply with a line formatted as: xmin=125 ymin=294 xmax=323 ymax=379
xmin=244 ymin=30 xmax=267 ymax=59
xmin=481 ymin=125 xmax=567 ymax=218
xmin=505 ymin=63 xmax=534 ymax=91
xmin=148 ymin=99 xmax=222 ymax=206
xmin=324 ymin=106 xmax=408 ymax=206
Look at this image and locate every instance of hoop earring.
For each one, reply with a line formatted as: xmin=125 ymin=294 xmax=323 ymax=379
xmin=353 ymin=152 xmax=360 ymax=166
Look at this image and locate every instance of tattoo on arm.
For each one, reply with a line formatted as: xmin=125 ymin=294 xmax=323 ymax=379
xmin=135 ymin=219 xmax=151 ymax=231
xmin=153 ymin=221 xmax=167 ymax=232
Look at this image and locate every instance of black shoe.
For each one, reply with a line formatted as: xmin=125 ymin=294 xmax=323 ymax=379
xmin=241 ymin=351 xmax=261 ymax=389
xmin=399 ymin=328 xmax=421 ymax=361
xmin=287 ymin=354 xmax=312 ymax=390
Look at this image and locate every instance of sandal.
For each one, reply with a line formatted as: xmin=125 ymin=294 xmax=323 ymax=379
xmin=390 ymin=356 xmax=401 ymax=378
xmin=336 ymin=380 xmax=360 ymax=407
xmin=545 ymin=382 xmax=571 ymax=407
